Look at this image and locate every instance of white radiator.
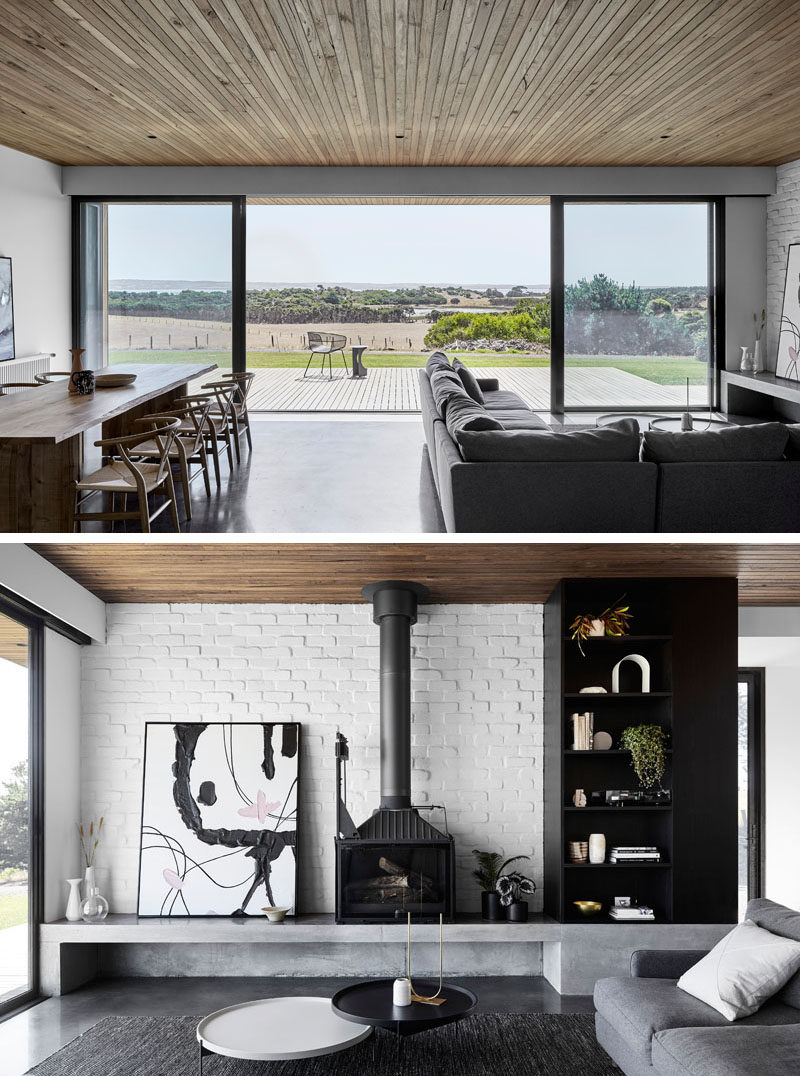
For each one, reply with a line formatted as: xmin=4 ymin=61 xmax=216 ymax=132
xmin=0 ymin=352 xmax=57 ymax=388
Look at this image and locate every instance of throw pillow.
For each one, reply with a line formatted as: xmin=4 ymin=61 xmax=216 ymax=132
xmin=677 ymin=920 xmax=800 ymax=1021
xmin=641 ymin=422 xmax=789 ymax=463
xmin=455 ymin=419 xmax=641 ymax=463
xmin=444 ymin=394 xmax=503 ymax=437
xmin=429 ymin=367 xmax=470 ymax=418
xmin=425 ymin=351 xmax=452 ymax=376
xmin=452 ymin=358 xmax=485 ymax=405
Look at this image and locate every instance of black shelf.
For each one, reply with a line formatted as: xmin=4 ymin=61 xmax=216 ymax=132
xmin=545 ymin=577 xmax=739 ymax=926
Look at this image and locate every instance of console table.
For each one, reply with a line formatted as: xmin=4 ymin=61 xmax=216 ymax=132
xmin=720 ymin=369 xmax=800 ymax=420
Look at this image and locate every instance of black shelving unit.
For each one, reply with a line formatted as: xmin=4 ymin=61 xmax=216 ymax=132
xmin=544 ymin=578 xmax=738 ymax=925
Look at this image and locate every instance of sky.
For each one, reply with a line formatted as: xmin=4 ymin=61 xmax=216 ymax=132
xmin=107 ymin=202 xmax=709 ymax=288
xmin=0 ymin=656 xmax=28 ymax=787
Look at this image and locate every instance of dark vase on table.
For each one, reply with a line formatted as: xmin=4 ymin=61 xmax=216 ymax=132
xmin=507 ymin=900 xmax=529 ymax=922
xmin=481 ymin=892 xmax=504 ymax=921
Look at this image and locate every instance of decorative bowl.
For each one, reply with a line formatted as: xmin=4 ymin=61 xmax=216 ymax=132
xmin=573 ymin=901 xmax=602 ymax=917
xmin=261 ymin=906 xmax=290 ymax=923
xmin=95 ymin=373 xmax=138 ymax=388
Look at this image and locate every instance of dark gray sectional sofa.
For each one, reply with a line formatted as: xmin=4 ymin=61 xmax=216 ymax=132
xmin=594 ymin=898 xmax=800 ymax=1076
xmin=419 ymin=353 xmax=800 ymax=532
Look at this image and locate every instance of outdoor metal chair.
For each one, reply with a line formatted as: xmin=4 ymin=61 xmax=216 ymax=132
xmin=304 ymin=331 xmax=348 ymax=379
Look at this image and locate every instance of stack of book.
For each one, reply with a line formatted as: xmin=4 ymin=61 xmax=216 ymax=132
xmin=571 ymin=712 xmax=594 ymax=750
xmin=609 ymin=846 xmax=661 ymax=863
xmin=609 ymin=905 xmax=655 ymax=921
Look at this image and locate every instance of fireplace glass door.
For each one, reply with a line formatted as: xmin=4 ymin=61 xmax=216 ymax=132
xmin=336 ymin=842 xmax=454 ymax=923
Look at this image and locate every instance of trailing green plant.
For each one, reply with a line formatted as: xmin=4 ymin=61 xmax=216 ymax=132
xmin=495 ymin=870 xmax=536 ymax=907
xmin=569 ymin=595 xmax=632 ymax=656
xmin=620 ymin=725 xmax=669 ymax=789
xmin=471 ymin=849 xmax=529 ymax=893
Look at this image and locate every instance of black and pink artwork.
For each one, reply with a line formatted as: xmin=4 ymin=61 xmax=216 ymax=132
xmin=137 ymin=722 xmax=299 ymax=917
xmin=777 ymin=243 xmax=800 ymax=381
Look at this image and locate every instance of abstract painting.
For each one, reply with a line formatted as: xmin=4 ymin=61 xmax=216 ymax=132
xmin=137 ymin=722 xmax=299 ymax=917
xmin=0 ymin=258 xmax=14 ymax=362
xmin=777 ymin=243 xmax=800 ymax=381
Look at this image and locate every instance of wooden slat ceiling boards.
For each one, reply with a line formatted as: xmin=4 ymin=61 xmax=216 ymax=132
xmin=28 ymin=542 xmax=800 ymax=605
xmin=3 ymin=1 xmax=800 ymax=167
xmin=0 ymin=614 xmax=28 ymax=668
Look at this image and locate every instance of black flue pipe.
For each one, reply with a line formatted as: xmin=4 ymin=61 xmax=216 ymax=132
xmin=361 ymin=580 xmax=430 ymax=810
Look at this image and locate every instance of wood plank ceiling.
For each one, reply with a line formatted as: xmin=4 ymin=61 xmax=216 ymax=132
xmin=29 ymin=542 xmax=800 ymax=605
xmin=0 ymin=614 xmax=29 ymax=667
xmin=2 ymin=1 xmax=800 ymax=167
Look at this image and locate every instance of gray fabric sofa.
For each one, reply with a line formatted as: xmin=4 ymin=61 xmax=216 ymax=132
xmin=594 ymin=898 xmax=800 ymax=1076
xmin=419 ymin=356 xmax=800 ymax=533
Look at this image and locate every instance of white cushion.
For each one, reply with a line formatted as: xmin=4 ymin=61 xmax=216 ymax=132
xmin=677 ymin=920 xmax=800 ymax=1021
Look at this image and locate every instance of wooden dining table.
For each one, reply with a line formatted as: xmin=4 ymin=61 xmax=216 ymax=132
xmin=0 ymin=362 xmax=217 ymax=532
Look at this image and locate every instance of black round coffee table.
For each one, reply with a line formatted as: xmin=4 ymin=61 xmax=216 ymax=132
xmin=332 ymin=978 xmax=477 ymax=1064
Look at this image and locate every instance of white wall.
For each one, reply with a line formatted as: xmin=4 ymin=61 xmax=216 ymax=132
xmin=767 ymin=158 xmax=800 ymax=370
xmin=43 ymin=629 xmax=82 ymax=921
xmin=80 ymin=601 xmax=544 ymax=915
xmin=0 ymin=147 xmax=69 ymax=359
xmin=725 ymin=197 xmax=767 ymax=370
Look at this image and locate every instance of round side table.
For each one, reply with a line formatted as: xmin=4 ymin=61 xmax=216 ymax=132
xmin=196 ymin=996 xmax=371 ymax=1072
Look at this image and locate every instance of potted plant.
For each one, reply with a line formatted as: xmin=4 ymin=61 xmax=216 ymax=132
xmin=496 ymin=869 xmax=536 ymax=922
xmin=472 ymin=849 xmax=529 ymax=921
xmin=569 ymin=597 xmax=632 ymax=656
xmin=620 ymin=725 xmax=669 ymax=789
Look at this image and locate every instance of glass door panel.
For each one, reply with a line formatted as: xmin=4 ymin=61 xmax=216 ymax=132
xmin=563 ymin=202 xmax=712 ymax=411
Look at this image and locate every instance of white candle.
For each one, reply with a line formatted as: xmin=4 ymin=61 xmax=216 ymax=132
xmin=393 ymin=977 xmax=412 ymax=1006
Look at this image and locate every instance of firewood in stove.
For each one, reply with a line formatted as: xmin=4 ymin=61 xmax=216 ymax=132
xmin=378 ymin=857 xmax=433 ymax=888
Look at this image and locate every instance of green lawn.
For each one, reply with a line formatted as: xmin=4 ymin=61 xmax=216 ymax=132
xmin=0 ymin=891 xmax=27 ymax=931
xmin=110 ymin=351 xmax=706 ymax=385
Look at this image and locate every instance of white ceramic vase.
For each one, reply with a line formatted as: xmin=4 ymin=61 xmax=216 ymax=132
xmin=740 ymin=346 xmax=753 ymax=372
xmin=65 ymin=878 xmax=83 ymax=922
xmin=83 ymin=865 xmax=96 ymax=899
xmin=589 ymin=833 xmax=606 ymax=865
xmin=753 ymin=339 xmax=763 ymax=374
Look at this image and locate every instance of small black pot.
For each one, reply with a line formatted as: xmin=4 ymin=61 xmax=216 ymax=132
xmin=507 ymin=900 xmax=529 ymax=923
xmin=481 ymin=892 xmax=505 ymax=921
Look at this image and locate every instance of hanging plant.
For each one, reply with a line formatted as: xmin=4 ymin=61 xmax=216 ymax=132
xmin=471 ymin=849 xmax=529 ymax=894
xmin=569 ymin=596 xmax=633 ymax=656
xmin=620 ymin=725 xmax=668 ymax=789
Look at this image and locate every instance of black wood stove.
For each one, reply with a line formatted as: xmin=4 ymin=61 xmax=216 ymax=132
xmin=335 ymin=580 xmax=456 ymax=924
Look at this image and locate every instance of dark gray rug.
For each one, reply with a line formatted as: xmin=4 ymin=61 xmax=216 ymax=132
xmin=28 ymin=1014 xmax=615 ymax=1075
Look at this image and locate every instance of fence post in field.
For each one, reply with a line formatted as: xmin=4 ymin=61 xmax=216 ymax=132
xmin=206 ymin=333 xmax=209 ymax=346
xmin=195 ymin=335 xmax=198 ymax=349
xmin=128 ymin=335 xmax=132 ymax=348
xmin=150 ymin=335 xmax=153 ymax=349
xmin=168 ymin=334 xmax=171 ymax=347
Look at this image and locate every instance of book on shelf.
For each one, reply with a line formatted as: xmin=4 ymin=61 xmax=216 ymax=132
xmin=571 ymin=711 xmax=594 ymax=751
xmin=610 ymin=855 xmax=662 ymax=863
xmin=610 ymin=906 xmax=655 ymax=921
xmin=610 ymin=846 xmax=658 ymax=853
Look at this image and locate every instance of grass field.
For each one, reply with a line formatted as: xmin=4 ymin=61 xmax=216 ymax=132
xmin=0 ymin=891 xmax=27 ymax=931
xmin=111 ymin=351 xmax=707 ymax=385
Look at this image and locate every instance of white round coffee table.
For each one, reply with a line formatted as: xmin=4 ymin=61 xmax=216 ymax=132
xmin=196 ymin=997 xmax=372 ymax=1071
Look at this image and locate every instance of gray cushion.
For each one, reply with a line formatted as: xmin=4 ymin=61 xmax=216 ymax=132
xmin=452 ymin=358 xmax=484 ymax=405
xmin=652 ymin=1024 xmax=800 ymax=1076
xmin=498 ymin=415 xmax=551 ymax=430
xmin=477 ymin=377 xmax=500 ymax=392
xmin=425 ymin=351 xmax=452 ymax=376
xmin=456 ymin=418 xmax=640 ymax=463
xmin=483 ymin=389 xmax=530 ymax=411
xmin=642 ymin=422 xmax=789 ymax=463
xmin=444 ymin=394 xmax=503 ymax=437
xmin=429 ymin=367 xmax=469 ymax=418
xmin=784 ymin=425 xmax=800 ymax=459
xmin=747 ymin=898 xmax=800 ymax=1008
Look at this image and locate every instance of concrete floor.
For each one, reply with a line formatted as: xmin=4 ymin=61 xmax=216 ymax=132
xmin=0 ymin=976 xmax=594 ymax=1075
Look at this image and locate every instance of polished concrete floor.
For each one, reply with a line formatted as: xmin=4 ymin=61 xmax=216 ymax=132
xmin=82 ymin=416 xmax=446 ymax=534
xmin=1 ymin=976 xmax=594 ymax=1075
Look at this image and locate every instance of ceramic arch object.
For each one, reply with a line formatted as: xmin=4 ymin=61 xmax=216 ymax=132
xmin=611 ymin=653 xmax=651 ymax=694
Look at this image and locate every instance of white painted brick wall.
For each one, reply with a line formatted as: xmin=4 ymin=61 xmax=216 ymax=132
xmin=81 ymin=603 xmax=544 ymax=915
xmin=767 ymin=158 xmax=800 ymax=365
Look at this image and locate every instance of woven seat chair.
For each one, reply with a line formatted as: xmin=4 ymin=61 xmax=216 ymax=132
xmin=197 ymin=379 xmax=238 ymax=481
xmin=132 ymin=397 xmax=213 ymax=521
xmin=303 ymin=331 xmax=348 ymax=379
xmin=74 ymin=418 xmax=181 ymax=533
xmin=217 ymin=370 xmax=255 ymax=460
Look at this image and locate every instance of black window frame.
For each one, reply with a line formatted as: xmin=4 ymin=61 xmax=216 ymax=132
xmin=0 ymin=597 xmax=44 ymax=1021
xmin=549 ymin=195 xmax=725 ymax=414
xmin=738 ymin=667 xmax=766 ymax=904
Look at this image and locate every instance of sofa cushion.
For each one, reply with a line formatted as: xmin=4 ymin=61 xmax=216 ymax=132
xmin=678 ymin=921 xmax=800 ymax=1021
xmin=482 ymin=389 xmax=530 ymax=411
xmin=747 ymin=898 xmax=800 ymax=1008
xmin=642 ymin=422 xmax=789 ymax=463
xmin=429 ymin=367 xmax=470 ymax=418
xmin=594 ymin=976 xmax=800 ymax=1069
xmin=652 ymin=1024 xmax=800 ymax=1076
xmin=444 ymin=393 xmax=504 ymax=437
xmin=455 ymin=418 xmax=640 ymax=463
xmin=498 ymin=415 xmax=551 ymax=430
xmin=425 ymin=351 xmax=452 ymax=376
xmin=784 ymin=426 xmax=800 ymax=459
xmin=452 ymin=358 xmax=485 ymax=405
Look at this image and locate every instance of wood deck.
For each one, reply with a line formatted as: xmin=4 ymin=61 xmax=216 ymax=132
xmin=244 ymin=367 xmax=707 ymax=413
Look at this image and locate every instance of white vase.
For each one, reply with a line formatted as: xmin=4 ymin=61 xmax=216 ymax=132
xmin=65 ymin=878 xmax=83 ymax=922
xmin=589 ymin=833 xmax=606 ymax=865
xmin=753 ymin=339 xmax=763 ymax=374
xmin=740 ymin=346 xmax=753 ymax=372
xmin=83 ymin=865 xmax=96 ymax=900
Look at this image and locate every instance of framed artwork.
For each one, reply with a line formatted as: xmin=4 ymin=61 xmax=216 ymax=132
xmin=137 ymin=722 xmax=299 ymax=917
xmin=777 ymin=243 xmax=800 ymax=381
xmin=0 ymin=257 xmax=14 ymax=362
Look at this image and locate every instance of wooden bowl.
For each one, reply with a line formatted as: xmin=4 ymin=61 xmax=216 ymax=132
xmin=573 ymin=901 xmax=602 ymax=917
xmin=95 ymin=373 xmax=138 ymax=388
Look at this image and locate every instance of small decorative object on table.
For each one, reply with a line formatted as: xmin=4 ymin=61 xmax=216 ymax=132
xmin=71 ymin=369 xmax=95 ymax=395
xmin=569 ymin=596 xmax=632 ymax=656
xmin=65 ymin=877 xmax=83 ymax=922
xmin=79 ymin=816 xmax=105 ymax=902
xmin=81 ymin=885 xmax=109 ymax=923
xmin=261 ymin=906 xmax=290 ymax=923
xmin=620 ymin=725 xmax=669 ymax=790
xmin=393 ymin=977 xmax=412 ymax=1006
xmin=753 ymin=308 xmax=766 ymax=374
xmin=568 ymin=840 xmax=589 ymax=864
xmin=609 ymin=903 xmax=655 ymax=921
xmin=471 ymin=848 xmax=528 ymax=921
xmin=680 ymin=377 xmax=694 ymax=431
xmin=579 ymin=686 xmax=607 ymax=694
xmin=67 ymin=347 xmax=86 ymax=396
xmin=573 ymin=900 xmax=602 ymax=917
xmin=588 ymin=833 xmax=606 ymax=864
xmin=572 ymin=788 xmax=587 ymax=807
xmin=740 ymin=345 xmax=753 ymax=372
xmin=592 ymin=730 xmax=613 ymax=751
xmin=611 ymin=653 xmax=651 ymax=693
xmin=496 ymin=868 xmax=536 ymax=923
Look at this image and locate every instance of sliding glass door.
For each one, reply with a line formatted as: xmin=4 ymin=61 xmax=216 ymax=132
xmin=0 ymin=607 xmax=40 ymax=1016
xmin=738 ymin=669 xmax=765 ymax=921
